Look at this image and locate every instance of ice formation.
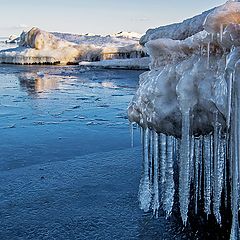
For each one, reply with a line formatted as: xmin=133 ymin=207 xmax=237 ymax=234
xmin=79 ymin=57 xmax=150 ymax=70
xmin=129 ymin=1 xmax=240 ymax=239
xmin=0 ymin=28 xmax=145 ymax=65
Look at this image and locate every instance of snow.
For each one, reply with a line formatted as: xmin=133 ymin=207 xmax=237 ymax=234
xmin=53 ymin=31 xmax=142 ymax=47
xmin=129 ymin=2 xmax=240 ymax=239
xmin=0 ymin=28 xmax=145 ymax=65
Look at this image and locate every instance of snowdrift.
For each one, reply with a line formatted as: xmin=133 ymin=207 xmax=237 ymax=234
xmin=128 ymin=1 xmax=240 ymax=239
xmin=0 ymin=28 xmax=145 ymax=65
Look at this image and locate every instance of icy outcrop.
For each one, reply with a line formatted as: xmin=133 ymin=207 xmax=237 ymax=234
xmin=129 ymin=1 xmax=240 ymax=239
xmin=0 ymin=28 xmax=145 ymax=65
xmin=0 ymin=28 xmax=102 ymax=64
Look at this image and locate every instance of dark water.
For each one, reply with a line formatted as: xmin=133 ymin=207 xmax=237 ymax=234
xmin=0 ymin=65 xmax=188 ymax=240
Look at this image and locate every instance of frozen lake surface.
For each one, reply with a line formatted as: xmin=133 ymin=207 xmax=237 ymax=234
xmin=0 ymin=65 xmax=188 ymax=240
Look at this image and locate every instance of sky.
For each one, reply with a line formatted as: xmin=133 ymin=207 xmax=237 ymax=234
xmin=0 ymin=0 xmax=226 ymax=37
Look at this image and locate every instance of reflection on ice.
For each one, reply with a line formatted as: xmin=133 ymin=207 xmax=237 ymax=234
xmin=18 ymin=73 xmax=59 ymax=96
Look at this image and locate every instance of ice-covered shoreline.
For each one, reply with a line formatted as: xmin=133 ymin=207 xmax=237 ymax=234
xmin=0 ymin=28 xmax=147 ymax=67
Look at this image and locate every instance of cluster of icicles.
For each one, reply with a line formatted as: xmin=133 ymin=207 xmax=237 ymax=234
xmin=131 ymin=100 xmax=239 ymax=239
xmin=131 ymin=67 xmax=239 ymax=239
xmin=129 ymin=4 xmax=240 ymax=240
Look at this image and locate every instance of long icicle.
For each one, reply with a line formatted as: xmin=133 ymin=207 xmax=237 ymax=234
xmin=213 ymin=111 xmax=223 ymax=224
xmin=230 ymin=73 xmax=240 ymax=240
xmin=130 ymin=122 xmax=134 ymax=147
xmin=198 ymin=136 xmax=203 ymax=201
xmin=152 ymin=131 xmax=160 ymax=217
xmin=138 ymin=128 xmax=152 ymax=212
xmin=190 ymin=136 xmax=195 ymax=183
xmin=179 ymin=105 xmax=191 ymax=225
xmin=194 ymin=137 xmax=200 ymax=214
xmin=149 ymin=130 xmax=153 ymax=186
xmin=163 ymin=135 xmax=175 ymax=217
xmin=160 ymin=134 xmax=167 ymax=205
xmin=203 ymin=135 xmax=211 ymax=217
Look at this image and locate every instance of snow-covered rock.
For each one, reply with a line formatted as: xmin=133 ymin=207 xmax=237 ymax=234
xmin=0 ymin=28 xmax=145 ymax=65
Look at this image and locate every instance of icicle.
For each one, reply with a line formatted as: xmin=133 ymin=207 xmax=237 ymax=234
xmin=130 ymin=122 xmax=134 ymax=148
xmin=174 ymin=137 xmax=180 ymax=164
xmin=198 ymin=136 xmax=203 ymax=201
xmin=213 ymin=112 xmax=225 ymax=224
xmin=138 ymin=128 xmax=152 ymax=212
xmin=227 ymin=72 xmax=233 ymax=129
xmin=194 ymin=137 xmax=200 ymax=214
xmin=190 ymin=136 xmax=195 ymax=182
xmin=207 ymin=42 xmax=210 ymax=69
xmin=220 ymin=24 xmax=223 ymax=43
xmin=162 ymin=135 xmax=175 ymax=217
xmin=203 ymin=135 xmax=211 ymax=217
xmin=210 ymin=134 xmax=214 ymax=198
xmin=140 ymin=126 xmax=143 ymax=144
xmin=230 ymin=74 xmax=240 ymax=240
xmin=160 ymin=133 xmax=167 ymax=204
xmin=179 ymin=105 xmax=191 ymax=225
xmin=152 ymin=131 xmax=159 ymax=217
xmin=223 ymin=133 xmax=228 ymax=208
xmin=211 ymin=33 xmax=214 ymax=42
xmin=149 ymin=130 xmax=153 ymax=184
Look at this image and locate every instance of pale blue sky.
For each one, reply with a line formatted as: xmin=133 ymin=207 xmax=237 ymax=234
xmin=0 ymin=0 xmax=226 ymax=36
